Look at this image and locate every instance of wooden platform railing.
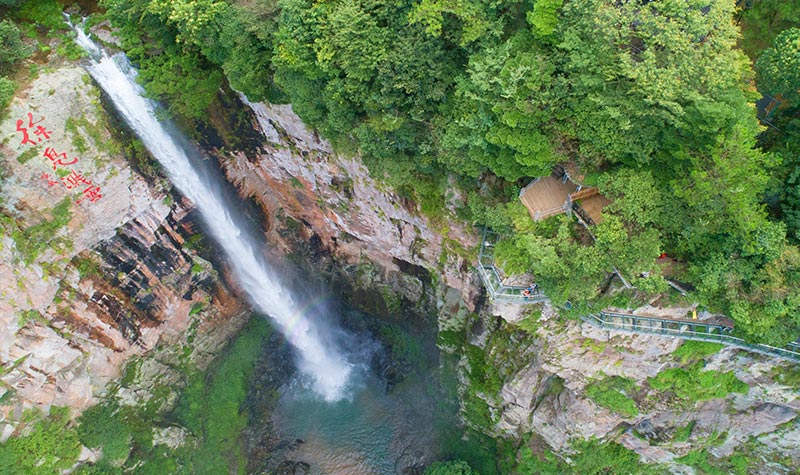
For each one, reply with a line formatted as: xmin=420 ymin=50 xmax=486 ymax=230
xmin=569 ymin=187 xmax=599 ymax=202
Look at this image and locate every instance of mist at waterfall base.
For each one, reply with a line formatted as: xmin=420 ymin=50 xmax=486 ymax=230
xmin=69 ymin=22 xmax=352 ymax=402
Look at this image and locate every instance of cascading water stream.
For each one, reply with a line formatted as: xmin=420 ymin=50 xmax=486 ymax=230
xmin=68 ymin=20 xmax=351 ymax=401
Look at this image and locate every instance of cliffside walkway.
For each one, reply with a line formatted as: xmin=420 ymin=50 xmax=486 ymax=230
xmin=585 ymin=311 xmax=800 ymax=361
xmin=476 ymin=230 xmax=800 ymax=361
xmin=478 ymin=230 xmax=546 ymax=303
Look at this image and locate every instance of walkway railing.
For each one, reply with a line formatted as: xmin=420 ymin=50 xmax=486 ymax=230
xmin=475 ymin=230 xmax=800 ymax=361
xmin=584 ymin=311 xmax=800 ymax=361
xmin=478 ymin=230 xmax=546 ymax=303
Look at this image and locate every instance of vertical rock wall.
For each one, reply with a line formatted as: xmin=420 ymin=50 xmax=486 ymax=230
xmin=0 ymin=67 xmax=246 ymax=438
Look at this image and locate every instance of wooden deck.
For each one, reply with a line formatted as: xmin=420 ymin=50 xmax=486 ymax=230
xmin=520 ymin=176 xmax=577 ymax=221
xmin=576 ymin=194 xmax=611 ymax=224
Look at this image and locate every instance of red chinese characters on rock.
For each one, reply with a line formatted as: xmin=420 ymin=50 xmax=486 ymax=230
xmin=77 ymin=185 xmax=102 ymax=204
xmin=43 ymin=147 xmax=78 ymax=170
xmin=17 ymin=111 xmax=103 ymax=204
xmin=16 ymin=112 xmax=51 ymax=146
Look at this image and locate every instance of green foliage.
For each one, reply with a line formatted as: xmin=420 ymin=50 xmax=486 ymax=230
xmin=756 ymin=28 xmax=800 ymax=107
xmin=648 ymin=363 xmax=748 ymax=405
xmin=12 ymin=197 xmax=73 ymax=264
xmin=97 ymin=0 xmax=800 ymax=346
xmin=464 ymin=344 xmax=503 ymax=397
xmin=672 ymin=420 xmax=696 ymax=443
xmin=73 ymin=255 xmax=103 ymax=279
xmin=0 ymin=407 xmax=82 ymax=475
xmin=77 ymin=403 xmax=133 ymax=461
xmin=14 ymin=0 xmax=65 ymax=30
xmin=15 ymin=146 xmax=37 ymax=164
xmin=379 ymin=324 xmax=426 ymax=372
xmin=672 ymin=341 xmax=723 ymax=365
xmin=136 ymin=44 xmax=223 ymax=120
xmin=676 ymin=449 xmax=749 ymax=475
xmin=0 ymin=75 xmax=14 ymax=113
xmin=172 ymin=317 xmax=269 ymax=475
xmin=739 ymin=0 xmax=800 ymax=60
xmin=425 ymin=460 xmax=478 ymax=475
xmin=0 ymin=20 xmax=30 ymax=71
xmin=584 ymin=374 xmax=638 ymax=417
xmin=528 ymin=0 xmax=563 ymax=38
xmin=516 ymin=438 xmax=660 ymax=475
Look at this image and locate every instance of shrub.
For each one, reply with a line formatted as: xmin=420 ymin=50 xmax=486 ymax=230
xmin=648 ymin=364 xmax=748 ymax=404
xmin=77 ymin=403 xmax=133 ymax=461
xmin=0 ymin=407 xmax=82 ymax=475
xmin=585 ymin=374 xmax=639 ymax=417
xmin=425 ymin=460 xmax=478 ymax=475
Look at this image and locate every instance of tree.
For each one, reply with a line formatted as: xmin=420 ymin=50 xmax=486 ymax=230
xmin=756 ymin=28 xmax=800 ymax=107
xmin=0 ymin=20 xmax=29 ymax=71
xmin=439 ymin=30 xmax=557 ymax=181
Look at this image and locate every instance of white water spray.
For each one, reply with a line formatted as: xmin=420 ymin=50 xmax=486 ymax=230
xmin=69 ymin=20 xmax=351 ymax=401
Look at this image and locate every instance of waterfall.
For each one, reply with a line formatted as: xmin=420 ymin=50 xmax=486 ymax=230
xmin=68 ymin=21 xmax=351 ymax=401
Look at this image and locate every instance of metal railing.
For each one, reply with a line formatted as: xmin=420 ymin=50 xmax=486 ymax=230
xmin=475 ymin=229 xmax=800 ymax=361
xmin=478 ymin=230 xmax=545 ymax=303
xmin=584 ymin=311 xmax=800 ymax=361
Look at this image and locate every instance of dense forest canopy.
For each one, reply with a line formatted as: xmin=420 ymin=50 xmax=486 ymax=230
xmin=2 ymin=0 xmax=800 ymax=345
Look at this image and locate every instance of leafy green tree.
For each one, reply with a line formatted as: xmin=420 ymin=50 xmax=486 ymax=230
xmin=439 ymin=30 xmax=557 ymax=180
xmin=756 ymin=28 xmax=800 ymax=106
xmin=77 ymin=403 xmax=133 ymax=461
xmin=528 ymin=0 xmax=563 ymax=38
xmin=739 ymin=0 xmax=800 ymax=60
xmin=556 ymin=0 xmax=753 ymax=168
xmin=0 ymin=20 xmax=29 ymax=71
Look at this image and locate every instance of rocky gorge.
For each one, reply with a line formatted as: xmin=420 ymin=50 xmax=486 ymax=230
xmin=0 ymin=20 xmax=798 ymax=475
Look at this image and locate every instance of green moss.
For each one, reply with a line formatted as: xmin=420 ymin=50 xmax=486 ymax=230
xmin=119 ymin=358 xmax=142 ymax=387
xmin=65 ymin=117 xmax=88 ymax=154
xmin=73 ymin=255 xmax=103 ymax=279
xmin=672 ymin=420 xmax=696 ymax=442
xmin=773 ymin=364 xmax=800 ymax=387
xmin=516 ymin=438 xmax=662 ymax=474
xmin=172 ymin=317 xmax=269 ymax=475
xmin=379 ymin=324 xmax=426 ymax=371
xmin=673 ymin=341 xmax=724 ymax=364
xmin=465 ymin=344 xmax=503 ymax=397
xmin=16 ymin=147 xmax=38 ymax=164
xmin=12 ymin=197 xmax=73 ymax=264
xmin=676 ymin=449 xmax=749 ymax=475
xmin=648 ymin=363 xmax=748 ymax=405
xmin=585 ymin=373 xmax=639 ymax=417
xmin=188 ymin=302 xmax=204 ymax=316
xmin=437 ymin=329 xmax=464 ymax=350
xmin=17 ymin=309 xmax=45 ymax=327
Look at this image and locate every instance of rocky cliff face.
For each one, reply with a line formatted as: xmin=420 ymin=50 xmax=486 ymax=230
xmin=477 ymin=302 xmax=800 ymax=474
xmin=217 ymin=98 xmax=479 ymax=309
xmin=0 ymin=66 xmax=246 ymax=438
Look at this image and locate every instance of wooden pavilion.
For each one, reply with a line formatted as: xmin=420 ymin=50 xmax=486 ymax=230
xmin=519 ymin=167 xmax=610 ymax=225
